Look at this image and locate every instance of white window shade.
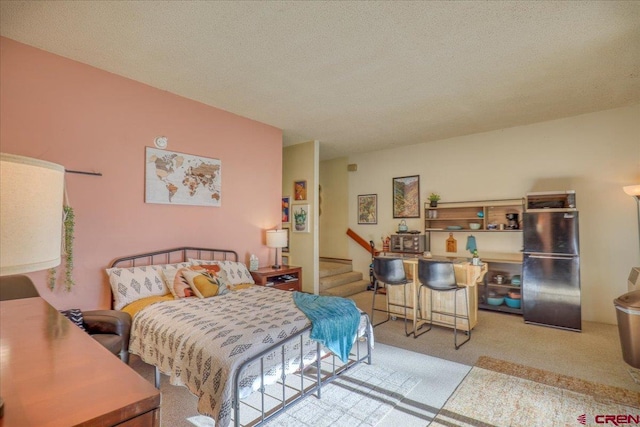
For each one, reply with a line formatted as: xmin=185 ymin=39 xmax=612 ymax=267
xmin=0 ymin=153 xmax=65 ymax=275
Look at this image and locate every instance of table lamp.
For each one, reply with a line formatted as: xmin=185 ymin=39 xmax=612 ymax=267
xmin=266 ymin=229 xmax=288 ymax=269
xmin=0 ymin=153 xmax=65 ymax=418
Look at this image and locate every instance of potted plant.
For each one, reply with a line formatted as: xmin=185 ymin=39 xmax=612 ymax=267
xmin=428 ymin=193 xmax=441 ymax=207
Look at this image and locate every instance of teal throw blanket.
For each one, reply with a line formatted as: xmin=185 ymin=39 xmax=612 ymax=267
xmin=293 ymin=292 xmax=360 ymax=363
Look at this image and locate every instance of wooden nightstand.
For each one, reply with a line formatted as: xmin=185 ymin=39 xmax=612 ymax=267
xmin=250 ymin=266 xmax=302 ymax=292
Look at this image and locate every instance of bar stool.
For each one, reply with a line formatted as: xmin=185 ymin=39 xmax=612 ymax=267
xmin=371 ymin=257 xmax=412 ymax=336
xmin=415 ymin=259 xmax=471 ymax=349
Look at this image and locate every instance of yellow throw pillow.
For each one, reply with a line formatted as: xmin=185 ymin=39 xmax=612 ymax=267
xmin=182 ymin=265 xmax=229 ymax=298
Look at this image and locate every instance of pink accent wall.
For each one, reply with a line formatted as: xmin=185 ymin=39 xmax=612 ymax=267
xmin=0 ymin=37 xmax=283 ymax=310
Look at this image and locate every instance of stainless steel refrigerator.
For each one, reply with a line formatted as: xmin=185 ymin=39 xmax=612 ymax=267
xmin=522 ymin=210 xmax=581 ymax=331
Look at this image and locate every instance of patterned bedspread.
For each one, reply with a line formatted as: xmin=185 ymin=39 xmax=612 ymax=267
xmin=129 ymin=286 xmax=367 ymax=427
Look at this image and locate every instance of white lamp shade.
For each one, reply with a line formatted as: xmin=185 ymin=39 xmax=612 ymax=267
xmin=624 ymin=185 xmax=640 ymax=197
xmin=1 ymin=153 xmax=65 ymax=275
xmin=266 ymin=229 xmax=288 ymax=248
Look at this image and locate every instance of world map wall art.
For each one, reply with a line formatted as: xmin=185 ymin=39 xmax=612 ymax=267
xmin=145 ymin=147 xmax=221 ymax=206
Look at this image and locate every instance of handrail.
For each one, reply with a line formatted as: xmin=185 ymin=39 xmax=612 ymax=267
xmin=346 ymin=228 xmax=380 ymax=256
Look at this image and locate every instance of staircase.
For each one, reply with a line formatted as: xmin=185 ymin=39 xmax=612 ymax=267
xmin=319 ymin=258 xmax=371 ymax=297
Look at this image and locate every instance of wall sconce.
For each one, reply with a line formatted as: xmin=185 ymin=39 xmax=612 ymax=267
xmin=624 ymin=184 xmax=640 ymax=255
xmin=266 ymin=229 xmax=288 ymax=269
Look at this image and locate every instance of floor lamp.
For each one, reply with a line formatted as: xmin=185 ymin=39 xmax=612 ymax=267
xmin=266 ymin=229 xmax=288 ymax=269
xmin=0 ymin=153 xmax=65 ymax=418
xmin=624 ymin=185 xmax=640 ymax=257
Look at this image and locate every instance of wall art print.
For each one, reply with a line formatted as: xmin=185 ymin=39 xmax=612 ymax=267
xmin=358 ymin=194 xmax=377 ymax=224
xmin=145 ymin=147 xmax=221 ymax=206
xmin=294 ymin=180 xmax=307 ymax=201
xmin=282 ymin=225 xmax=290 ymax=252
xmin=282 ymin=196 xmax=291 ymax=223
xmin=393 ymin=175 xmax=420 ymax=218
xmin=292 ymin=204 xmax=310 ymax=233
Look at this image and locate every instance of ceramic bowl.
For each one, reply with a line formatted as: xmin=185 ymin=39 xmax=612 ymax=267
xmin=504 ymin=296 xmax=521 ymax=309
xmin=486 ymin=296 xmax=504 ymax=306
xmin=508 ymin=290 xmax=521 ymax=299
xmin=469 ymin=223 xmax=481 ymax=230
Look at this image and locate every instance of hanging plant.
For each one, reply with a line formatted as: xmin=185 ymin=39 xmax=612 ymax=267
xmin=48 ymin=205 xmax=76 ymax=291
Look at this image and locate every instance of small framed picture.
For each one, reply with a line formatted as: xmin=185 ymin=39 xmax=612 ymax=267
xmin=358 ymin=194 xmax=377 ymax=224
xmin=282 ymin=225 xmax=290 ymax=252
xmin=294 ymin=180 xmax=307 ymax=201
xmin=292 ymin=204 xmax=310 ymax=233
xmin=393 ymin=175 xmax=420 ymax=218
xmin=282 ymin=196 xmax=291 ymax=223
xmin=281 ymin=254 xmax=289 ymax=266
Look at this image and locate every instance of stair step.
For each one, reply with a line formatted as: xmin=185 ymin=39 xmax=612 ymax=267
xmin=319 ymin=261 xmax=352 ymax=278
xmin=320 ymin=271 xmax=363 ymax=291
xmin=320 ymin=280 xmax=371 ymax=298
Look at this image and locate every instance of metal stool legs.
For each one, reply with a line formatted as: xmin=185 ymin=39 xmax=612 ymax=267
xmin=415 ymin=285 xmax=471 ymax=349
xmin=371 ymin=280 xmax=412 ymax=337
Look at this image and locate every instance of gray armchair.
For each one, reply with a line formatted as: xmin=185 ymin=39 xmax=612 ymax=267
xmin=0 ymin=274 xmax=131 ymax=363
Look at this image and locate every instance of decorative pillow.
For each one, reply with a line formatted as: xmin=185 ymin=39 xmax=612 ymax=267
xmin=182 ymin=264 xmax=229 ymax=298
xmin=189 ymin=259 xmax=255 ymax=285
xmin=106 ymin=263 xmax=190 ymax=310
xmin=60 ymin=308 xmax=86 ymax=331
xmin=161 ymin=267 xmax=197 ymax=299
xmin=122 ymin=294 xmax=175 ymax=319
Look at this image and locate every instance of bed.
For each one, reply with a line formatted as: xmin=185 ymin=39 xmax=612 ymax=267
xmin=107 ymin=247 xmax=373 ymax=427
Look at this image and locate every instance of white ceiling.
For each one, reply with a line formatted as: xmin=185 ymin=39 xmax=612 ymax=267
xmin=1 ymin=1 xmax=639 ymax=160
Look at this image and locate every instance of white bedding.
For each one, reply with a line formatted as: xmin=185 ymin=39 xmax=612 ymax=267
xmin=129 ymin=286 xmax=370 ymax=427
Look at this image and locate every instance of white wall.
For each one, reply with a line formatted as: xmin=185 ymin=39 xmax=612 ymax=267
xmin=347 ymin=104 xmax=640 ymax=325
xmin=319 ymin=157 xmax=350 ymax=259
xmin=283 ymin=141 xmax=319 ymax=293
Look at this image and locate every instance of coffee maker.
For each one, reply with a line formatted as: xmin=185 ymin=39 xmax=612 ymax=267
xmin=506 ymin=213 xmax=519 ymax=229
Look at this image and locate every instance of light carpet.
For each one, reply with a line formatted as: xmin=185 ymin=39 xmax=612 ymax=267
xmin=130 ymin=343 xmax=471 ymax=426
xmin=430 ymin=356 xmax=640 ymax=427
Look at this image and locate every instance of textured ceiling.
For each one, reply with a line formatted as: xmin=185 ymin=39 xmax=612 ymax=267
xmin=1 ymin=1 xmax=639 ymax=160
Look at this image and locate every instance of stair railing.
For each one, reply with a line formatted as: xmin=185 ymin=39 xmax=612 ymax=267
xmin=346 ymin=228 xmax=379 ymax=256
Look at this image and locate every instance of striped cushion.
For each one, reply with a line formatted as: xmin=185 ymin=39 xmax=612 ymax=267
xmin=60 ymin=308 xmax=86 ymax=331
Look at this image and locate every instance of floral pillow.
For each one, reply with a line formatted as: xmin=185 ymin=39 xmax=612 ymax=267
xmin=162 ymin=267 xmax=196 ymax=299
xmin=181 ymin=264 xmax=229 ymax=298
xmin=189 ymin=259 xmax=255 ymax=285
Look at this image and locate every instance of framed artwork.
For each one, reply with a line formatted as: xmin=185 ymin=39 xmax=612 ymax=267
xmin=292 ymin=204 xmax=310 ymax=233
xmin=281 ymin=254 xmax=289 ymax=266
xmin=357 ymin=194 xmax=377 ymax=224
xmin=145 ymin=147 xmax=221 ymax=206
xmin=282 ymin=196 xmax=291 ymax=223
xmin=282 ymin=225 xmax=290 ymax=252
xmin=393 ymin=175 xmax=420 ymax=218
xmin=294 ymin=180 xmax=307 ymax=201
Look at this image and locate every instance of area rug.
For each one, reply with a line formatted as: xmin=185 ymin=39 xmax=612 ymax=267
xmin=430 ymin=356 xmax=640 ymax=427
xmin=187 ymin=362 xmax=422 ymax=427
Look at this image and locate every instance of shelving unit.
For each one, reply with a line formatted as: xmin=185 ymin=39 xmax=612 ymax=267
xmin=425 ymin=198 xmax=524 ymax=231
xmin=425 ymin=199 xmax=525 ymax=315
xmin=478 ymin=254 xmax=523 ymax=314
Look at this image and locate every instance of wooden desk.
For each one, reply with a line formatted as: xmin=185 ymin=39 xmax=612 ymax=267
xmin=0 ymin=297 xmax=160 ymax=427
xmin=387 ymin=258 xmax=488 ymax=332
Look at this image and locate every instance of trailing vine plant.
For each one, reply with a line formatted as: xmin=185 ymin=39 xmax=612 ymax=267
xmin=48 ymin=205 xmax=76 ymax=291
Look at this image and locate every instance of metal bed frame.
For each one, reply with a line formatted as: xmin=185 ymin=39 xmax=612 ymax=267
xmin=110 ymin=247 xmax=373 ymax=427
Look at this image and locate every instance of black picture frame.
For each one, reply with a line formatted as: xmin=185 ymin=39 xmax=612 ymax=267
xmin=393 ymin=175 xmax=420 ymax=218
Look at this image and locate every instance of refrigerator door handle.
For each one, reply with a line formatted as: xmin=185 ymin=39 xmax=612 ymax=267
xmin=527 ymin=254 xmax=576 ymax=260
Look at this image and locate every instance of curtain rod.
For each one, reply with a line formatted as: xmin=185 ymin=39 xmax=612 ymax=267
xmin=65 ymin=169 xmax=102 ymax=176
